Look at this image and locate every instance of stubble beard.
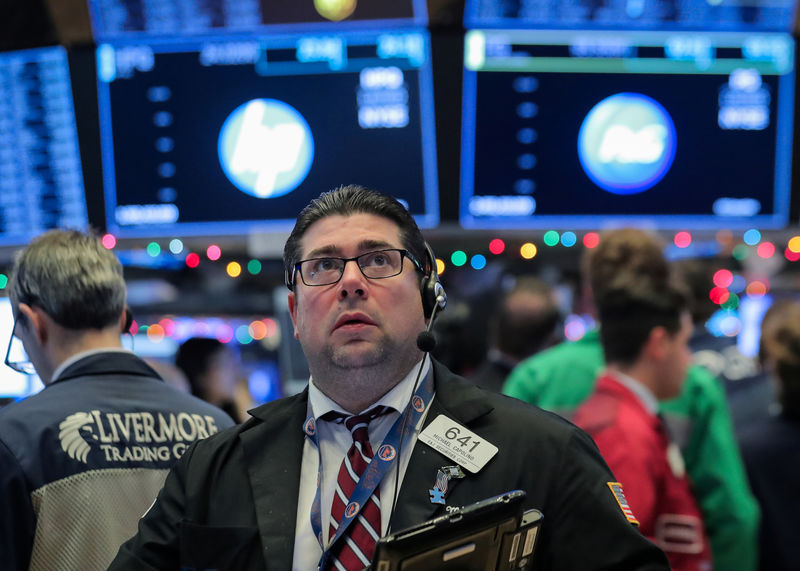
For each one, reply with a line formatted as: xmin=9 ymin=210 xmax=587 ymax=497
xmin=308 ymin=334 xmax=421 ymax=408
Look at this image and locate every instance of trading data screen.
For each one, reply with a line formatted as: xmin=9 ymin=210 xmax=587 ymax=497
xmin=465 ymin=0 xmax=797 ymax=31
xmin=0 ymin=47 xmax=89 ymax=246
xmin=88 ymin=0 xmax=427 ymax=40
xmin=96 ymin=30 xmax=439 ymax=236
xmin=460 ymin=29 xmax=794 ymax=229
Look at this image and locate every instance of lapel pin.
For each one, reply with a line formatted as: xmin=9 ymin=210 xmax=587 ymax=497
xmin=429 ymin=465 xmax=465 ymax=504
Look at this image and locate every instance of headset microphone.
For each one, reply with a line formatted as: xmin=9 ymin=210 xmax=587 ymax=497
xmin=416 ymin=289 xmax=445 ymax=353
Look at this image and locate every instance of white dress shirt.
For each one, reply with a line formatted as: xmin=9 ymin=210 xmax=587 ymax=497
xmin=292 ymin=358 xmax=433 ymax=571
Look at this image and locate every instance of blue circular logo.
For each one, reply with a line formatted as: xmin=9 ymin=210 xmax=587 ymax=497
xmin=218 ymin=99 xmax=314 ymax=198
xmin=345 ymin=501 xmax=360 ymax=518
xmin=304 ymin=417 xmax=315 ymax=436
xmin=378 ymin=444 xmax=397 ymax=461
xmin=578 ymin=93 xmax=676 ymax=195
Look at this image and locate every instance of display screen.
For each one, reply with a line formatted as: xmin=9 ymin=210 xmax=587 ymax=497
xmin=96 ymin=30 xmax=438 ymax=237
xmin=0 ymin=298 xmax=44 ymax=400
xmin=465 ymin=0 xmax=797 ymax=31
xmin=88 ymin=0 xmax=427 ymax=41
xmin=460 ymin=29 xmax=794 ymax=229
xmin=0 ymin=47 xmax=89 ymax=246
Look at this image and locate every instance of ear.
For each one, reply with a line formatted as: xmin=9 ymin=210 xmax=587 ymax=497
xmin=287 ymin=291 xmax=299 ymax=340
xmin=644 ymin=326 xmax=670 ymax=362
xmin=18 ymin=303 xmax=48 ymax=345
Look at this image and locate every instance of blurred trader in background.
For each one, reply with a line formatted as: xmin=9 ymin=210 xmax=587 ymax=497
xmin=176 ymin=336 xmax=252 ymax=423
xmin=469 ymin=275 xmax=560 ymax=393
xmin=574 ymin=273 xmax=712 ymax=570
xmin=504 ymin=228 xmax=760 ymax=571
xmin=0 ymin=230 xmax=234 ymax=570
xmin=739 ymin=300 xmax=800 ymax=570
xmin=677 ymin=257 xmax=775 ymax=433
xmin=112 ymin=185 xmax=669 ymax=570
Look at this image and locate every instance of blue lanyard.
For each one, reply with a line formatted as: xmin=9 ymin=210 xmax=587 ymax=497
xmin=303 ymin=365 xmax=434 ymax=569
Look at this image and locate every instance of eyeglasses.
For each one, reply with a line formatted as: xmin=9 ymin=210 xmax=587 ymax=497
xmin=5 ymin=315 xmax=35 ymax=375
xmin=292 ymin=248 xmax=422 ymax=287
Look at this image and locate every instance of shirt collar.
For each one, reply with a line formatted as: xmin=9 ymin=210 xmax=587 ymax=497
xmin=308 ymin=358 xmax=431 ymax=419
xmin=608 ymin=369 xmax=660 ymax=414
xmin=51 ymin=348 xmax=136 ymax=382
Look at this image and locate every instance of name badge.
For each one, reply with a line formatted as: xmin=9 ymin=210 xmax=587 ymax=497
xmin=419 ymin=414 xmax=498 ymax=473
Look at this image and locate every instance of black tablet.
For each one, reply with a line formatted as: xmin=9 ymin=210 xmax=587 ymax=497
xmin=371 ymin=490 xmax=543 ymax=571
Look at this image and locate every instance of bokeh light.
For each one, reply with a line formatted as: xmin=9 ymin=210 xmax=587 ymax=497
xmin=247 ymin=259 xmax=262 ymax=274
xmin=185 ymin=252 xmax=200 ymax=268
xmin=169 ymin=238 xmax=184 ymax=254
xmin=488 ymin=239 xmax=505 ymax=255
xmin=451 ymin=251 xmax=467 ymax=267
xmin=543 ymin=231 xmax=560 ymax=247
xmin=756 ymin=242 xmax=775 ymax=259
xmin=564 ymin=315 xmax=587 ymax=341
xmin=719 ymin=314 xmax=742 ymax=337
xmin=729 ymin=275 xmax=746 ymax=294
xmin=583 ymin=232 xmax=600 ymax=249
xmin=746 ymin=281 xmax=768 ymax=297
xmin=561 ymin=231 xmax=577 ymax=247
xmin=0 ymin=274 xmax=7 ymax=289
xmin=785 ymin=247 xmax=800 ymax=262
xmin=743 ymin=229 xmax=761 ymax=245
xmin=732 ymin=244 xmax=749 ymax=261
xmin=206 ymin=244 xmax=222 ymax=261
xmin=146 ymin=323 xmax=165 ymax=343
xmin=215 ymin=324 xmax=234 ymax=344
xmin=226 ymin=261 xmax=242 ymax=277
xmin=146 ymin=242 xmax=161 ymax=257
xmin=470 ymin=254 xmax=487 ymax=270
xmin=520 ymin=243 xmax=538 ymax=259
xmin=235 ymin=324 xmax=253 ymax=344
xmin=715 ymin=230 xmax=733 ymax=246
xmin=788 ymin=236 xmax=800 ymax=253
xmin=709 ymin=287 xmax=730 ymax=305
xmin=101 ymin=234 xmax=117 ymax=249
xmin=673 ymin=231 xmax=692 ymax=248
xmin=713 ymin=269 xmax=733 ymax=288
xmin=249 ymin=320 xmax=267 ymax=340
xmin=436 ymin=258 xmax=445 ymax=275
xmin=721 ymin=292 xmax=739 ymax=310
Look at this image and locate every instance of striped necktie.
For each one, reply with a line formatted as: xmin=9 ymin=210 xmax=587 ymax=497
xmin=326 ymin=405 xmax=391 ymax=570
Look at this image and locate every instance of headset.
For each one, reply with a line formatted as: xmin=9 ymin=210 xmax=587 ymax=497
xmin=122 ymin=306 xmax=133 ymax=335
xmin=420 ymin=242 xmax=447 ymax=318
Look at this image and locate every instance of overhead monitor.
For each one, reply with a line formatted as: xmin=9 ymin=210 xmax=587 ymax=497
xmin=0 ymin=46 xmax=89 ymax=246
xmin=88 ymin=0 xmax=427 ymax=41
xmin=96 ymin=30 xmax=439 ymax=237
xmin=464 ymin=0 xmax=798 ymax=32
xmin=460 ymin=29 xmax=794 ymax=229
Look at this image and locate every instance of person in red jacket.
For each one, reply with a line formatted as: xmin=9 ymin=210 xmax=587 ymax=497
xmin=574 ymin=273 xmax=713 ymax=571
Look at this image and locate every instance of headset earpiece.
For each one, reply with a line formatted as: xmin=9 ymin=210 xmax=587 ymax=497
xmin=420 ymin=243 xmax=447 ymax=317
xmin=123 ymin=307 xmax=133 ymax=334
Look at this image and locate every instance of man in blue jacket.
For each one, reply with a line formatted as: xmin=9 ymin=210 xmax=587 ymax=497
xmin=0 ymin=230 xmax=234 ymax=570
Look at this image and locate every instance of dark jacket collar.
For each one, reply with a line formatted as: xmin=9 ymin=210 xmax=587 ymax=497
xmin=53 ymin=351 xmax=163 ymax=384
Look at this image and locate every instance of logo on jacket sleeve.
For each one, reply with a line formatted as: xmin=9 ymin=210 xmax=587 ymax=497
xmin=56 ymin=410 xmax=222 ymax=465
xmin=607 ymin=482 xmax=640 ymax=526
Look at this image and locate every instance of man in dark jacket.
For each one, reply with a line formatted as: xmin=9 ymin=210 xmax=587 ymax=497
xmin=0 ymin=230 xmax=234 ymax=570
xmin=112 ymin=185 xmax=669 ymax=570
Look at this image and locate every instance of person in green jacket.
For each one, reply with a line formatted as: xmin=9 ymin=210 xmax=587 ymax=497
xmin=504 ymin=228 xmax=760 ymax=571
